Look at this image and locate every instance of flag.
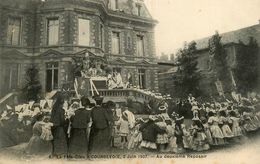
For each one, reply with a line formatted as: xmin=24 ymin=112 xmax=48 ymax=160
xmin=230 ymin=70 xmax=237 ymax=88
xmin=215 ymin=79 xmax=224 ymax=96
xmin=28 ymin=101 xmax=35 ymax=109
xmin=15 ymin=105 xmax=23 ymax=112
xmin=40 ymin=100 xmax=47 ymax=109
xmin=6 ymin=104 xmax=12 ymax=110
xmin=74 ymin=78 xmax=80 ymax=98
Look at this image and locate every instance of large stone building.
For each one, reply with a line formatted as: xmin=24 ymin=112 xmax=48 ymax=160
xmin=158 ymin=22 xmax=260 ymax=97
xmin=0 ymin=0 xmax=159 ymax=97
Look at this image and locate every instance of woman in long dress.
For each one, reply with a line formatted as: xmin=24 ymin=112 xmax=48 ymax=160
xmin=50 ymin=94 xmax=68 ymax=158
xmin=68 ymin=97 xmax=91 ymax=158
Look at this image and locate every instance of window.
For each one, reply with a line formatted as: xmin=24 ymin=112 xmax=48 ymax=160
xmin=112 ymin=32 xmax=120 ymax=54
xmin=136 ymin=4 xmax=142 ymax=16
xmin=47 ymin=18 xmax=59 ymax=45
xmin=110 ymin=0 xmax=118 ymax=10
xmin=136 ymin=35 xmax=144 ymax=56
xmin=3 ymin=64 xmax=19 ymax=92
xmin=7 ymin=17 xmax=21 ymax=45
xmin=127 ymin=36 xmax=131 ymax=49
xmin=100 ymin=24 xmax=104 ymax=49
xmin=138 ymin=69 xmax=146 ymax=89
xmin=46 ymin=62 xmax=59 ymax=92
xmin=78 ymin=18 xmax=90 ymax=46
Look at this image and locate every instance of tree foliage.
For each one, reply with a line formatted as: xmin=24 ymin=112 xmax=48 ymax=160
xmin=22 ymin=64 xmax=42 ymax=101
xmin=174 ymin=41 xmax=201 ymax=98
xmin=234 ymin=37 xmax=259 ymax=94
xmin=208 ymin=31 xmax=229 ymax=81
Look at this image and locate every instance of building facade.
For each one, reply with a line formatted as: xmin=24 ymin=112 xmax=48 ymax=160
xmin=0 ymin=0 xmax=159 ymax=96
xmin=158 ymin=23 xmax=260 ymax=97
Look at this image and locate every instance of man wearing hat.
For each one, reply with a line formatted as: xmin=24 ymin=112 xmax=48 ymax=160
xmin=88 ymin=95 xmax=112 ymax=154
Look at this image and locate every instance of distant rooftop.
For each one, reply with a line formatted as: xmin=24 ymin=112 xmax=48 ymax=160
xmin=194 ymin=22 xmax=260 ymax=50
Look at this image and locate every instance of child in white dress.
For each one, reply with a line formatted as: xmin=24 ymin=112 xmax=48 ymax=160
xmin=201 ymin=117 xmax=213 ymax=145
xmin=127 ymin=120 xmax=143 ymax=150
xmin=118 ymin=113 xmax=130 ymax=149
xmin=219 ymin=110 xmax=233 ymax=143
xmin=208 ymin=111 xmax=224 ymax=145
xmin=190 ymin=118 xmax=210 ymax=151
xmin=165 ymin=120 xmax=177 ymax=153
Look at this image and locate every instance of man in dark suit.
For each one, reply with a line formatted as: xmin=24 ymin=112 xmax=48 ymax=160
xmin=88 ymin=96 xmax=112 ymax=154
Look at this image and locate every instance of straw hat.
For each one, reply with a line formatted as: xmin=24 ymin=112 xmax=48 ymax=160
xmin=122 ymin=111 xmax=128 ymax=118
xmin=159 ymin=106 xmax=167 ymax=111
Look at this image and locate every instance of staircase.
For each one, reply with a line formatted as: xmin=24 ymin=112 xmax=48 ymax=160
xmin=0 ymin=89 xmax=163 ymax=111
xmin=0 ymin=92 xmax=18 ymax=111
xmin=65 ymin=88 xmax=163 ymax=104
xmin=98 ymin=89 xmax=163 ymax=103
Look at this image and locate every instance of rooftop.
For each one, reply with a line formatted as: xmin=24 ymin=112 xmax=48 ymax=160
xmin=194 ymin=23 xmax=260 ymax=50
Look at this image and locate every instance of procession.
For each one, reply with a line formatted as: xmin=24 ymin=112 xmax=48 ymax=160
xmin=1 ymin=87 xmax=260 ymax=159
xmin=0 ymin=0 xmax=260 ymax=163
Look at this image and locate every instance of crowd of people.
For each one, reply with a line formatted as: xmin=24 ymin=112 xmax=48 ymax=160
xmin=0 ymin=91 xmax=260 ymax=158
xmin=125 ymin=94 xmax=260 ymax=153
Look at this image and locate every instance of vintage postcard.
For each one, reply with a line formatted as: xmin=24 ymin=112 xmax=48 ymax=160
xmin=0 ymin=0 xmax=259 ymax=163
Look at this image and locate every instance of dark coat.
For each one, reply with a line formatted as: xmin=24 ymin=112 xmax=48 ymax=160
xmin=68 ymin=108 xmax=91 ymax=156
xmin=91 ymin=106 xmax=111 ymax=129
xmin=89 ymin=106 xmax=112 ymax=153
xmin=50 ymin=105 xmax=67 ymax=127
xmin=175 ymin=123 xmax=184 ymax=147
xmin=50 ymin=105 xmax=68 ymax=156
xmin=140 ymin=120 xmax=165 ymax=143
xmin=71 ymin=108 xmax=91 ymax=129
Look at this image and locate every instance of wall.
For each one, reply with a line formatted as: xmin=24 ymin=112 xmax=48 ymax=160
xmin=0 ymin=0 xmax=158 ymax=96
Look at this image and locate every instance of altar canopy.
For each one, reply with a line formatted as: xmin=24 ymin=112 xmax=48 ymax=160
xmin=74 ymin=77 xmax=108 ymax=97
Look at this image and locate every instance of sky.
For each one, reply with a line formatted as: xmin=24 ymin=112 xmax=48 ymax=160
xmin=144 ymin=0 xmax=260 ymax=56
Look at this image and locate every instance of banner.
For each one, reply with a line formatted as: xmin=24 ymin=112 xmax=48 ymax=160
xmin=215 ymin=79 xmax=224 ymax=96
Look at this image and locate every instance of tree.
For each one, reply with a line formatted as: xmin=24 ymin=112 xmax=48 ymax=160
xmin=208 ymin=31 xmax=232 ymax=96
xmin=235 ymin=37 xmax=259 ymax=94
xmin=208 ymin=31 xmax=229 ymax=81
xmin=174 ymin=41 xmax=201 ymax=98
xmin=22 ymin=64 xmax=42 ymax=101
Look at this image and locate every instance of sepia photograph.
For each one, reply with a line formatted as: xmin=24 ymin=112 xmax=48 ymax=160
xmin=0 ymin=0 xmax=259 ymax=163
